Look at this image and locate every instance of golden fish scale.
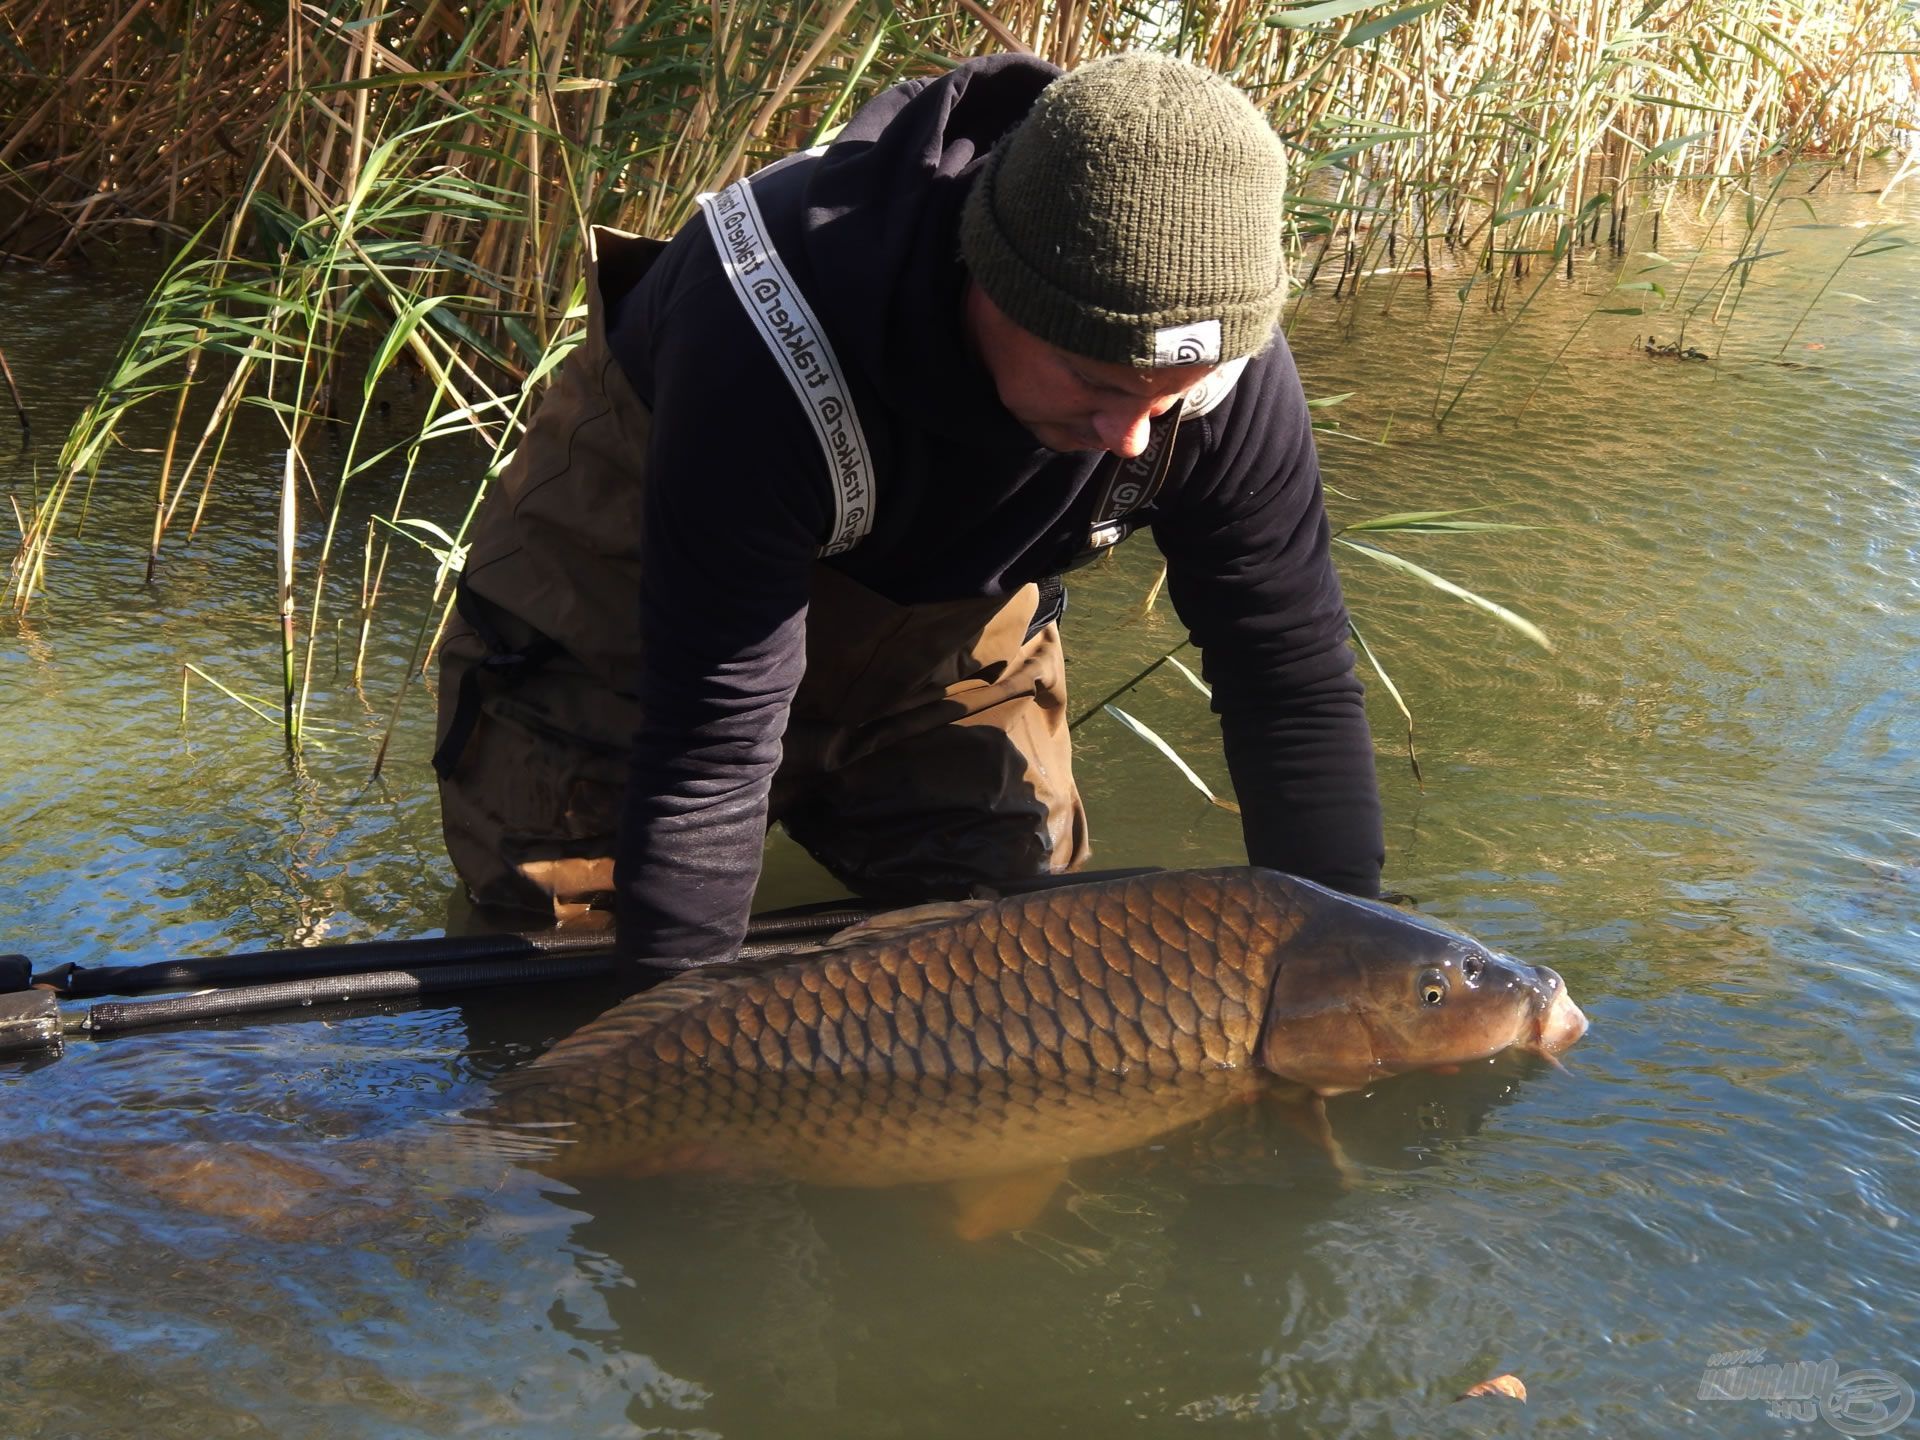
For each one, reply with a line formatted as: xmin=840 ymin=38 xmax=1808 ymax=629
xmin=518 ymin=1055 xmax=1265 ymax=1185
xmin=500 ymin=870 xmax=1307 ymax=1146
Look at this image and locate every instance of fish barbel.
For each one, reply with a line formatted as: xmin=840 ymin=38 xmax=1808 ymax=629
xmin=489 ymin=868 xmax=1586 ymax=1191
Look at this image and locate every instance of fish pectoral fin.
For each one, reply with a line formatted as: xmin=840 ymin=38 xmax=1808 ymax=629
xmin=1306 ymin=1095 xmax=1363 ymax=1190
xmin=946 ymin=1163 xmax=1071 ymax=1241
xmin=1269 ymin=1094 xmax=1363 ymax=1189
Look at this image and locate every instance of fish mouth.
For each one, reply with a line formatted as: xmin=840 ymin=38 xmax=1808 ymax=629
xmin=1529 ymin=965 xmax=1589 ymax=1054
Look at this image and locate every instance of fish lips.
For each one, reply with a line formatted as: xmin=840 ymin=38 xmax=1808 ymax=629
xmin=1530 ymin=964 xmax=1589 ymax=1055
xmin=1436 ymin=954 xmax=1590 ymax=1066
xmin=1427 ymin=955 xmax=1589 ymax=1081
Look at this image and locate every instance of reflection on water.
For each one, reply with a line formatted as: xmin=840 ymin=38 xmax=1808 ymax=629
xmin=524 ymin=1057 xmax=1559 ymax=1437
xmin=3 ymin=167 xmax=1918 ymax=1437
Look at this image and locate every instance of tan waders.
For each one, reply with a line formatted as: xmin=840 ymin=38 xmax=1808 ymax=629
xmin=433 ymin=230 xmax=1089 ymax=923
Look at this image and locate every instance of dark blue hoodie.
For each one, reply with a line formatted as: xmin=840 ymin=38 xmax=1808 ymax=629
xmin=608 ymin=55 xmax=1383 ymax=964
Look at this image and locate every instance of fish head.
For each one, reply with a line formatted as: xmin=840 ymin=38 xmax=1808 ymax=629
xmin=1253 ymin=878 xmax=1588 ymax=1095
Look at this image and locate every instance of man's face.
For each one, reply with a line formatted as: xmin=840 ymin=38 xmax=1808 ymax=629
xmin=963 ymin=283 xmax=1218 ymax=459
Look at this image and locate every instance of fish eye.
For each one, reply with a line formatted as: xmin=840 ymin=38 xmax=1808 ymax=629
xmin=1419 ymin=969 xmax=1448 ymax=1006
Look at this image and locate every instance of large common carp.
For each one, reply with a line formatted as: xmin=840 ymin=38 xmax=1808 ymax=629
xmin=489 ymin=868 xmax=1586 ymax=1214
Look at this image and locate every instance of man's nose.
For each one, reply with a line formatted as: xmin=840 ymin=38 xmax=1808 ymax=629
xmin=1091 ymin=401 xmax=1158 ymax=458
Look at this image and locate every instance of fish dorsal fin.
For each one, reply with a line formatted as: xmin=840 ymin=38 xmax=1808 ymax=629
xmin=516 ymin=958 xmax=784 ymax=1074
xmin=812 ymin=899 xmax=992 ymax=950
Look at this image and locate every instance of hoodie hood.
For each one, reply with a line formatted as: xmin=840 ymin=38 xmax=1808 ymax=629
xmin=800 ymin=56 xmax=1061 ymax=446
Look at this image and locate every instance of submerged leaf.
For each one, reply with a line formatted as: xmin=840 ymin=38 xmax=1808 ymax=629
xmin=1335 ymin=538 xmax=1553 ymax=651
xmin=1457 ymin=1374 xmax=1528 ymax=1402
xmin=1347 ymin=622 xmax=1421 ymax=787
xmin=1104 ymin=706 xmax=1239 ymax=814
xmin=1166 ymin=657 xmax=1212 ymax=701
xmin=1338 ymin=506 xmax=1538 ymax=535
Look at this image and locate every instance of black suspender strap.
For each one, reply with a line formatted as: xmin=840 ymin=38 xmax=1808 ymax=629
xmin=1027 ymin=398 xmax=1190 ymax=638
xmin=697 ymin=171 xmax=876 ymax=557
xmin=1083 ymin=397 xmax=1186 ymax=555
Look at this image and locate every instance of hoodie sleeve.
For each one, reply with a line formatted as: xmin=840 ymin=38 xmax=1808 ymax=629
xmin=610 ymin=257 xmax=833 ymax=966
xmin=1150 ymin=339 xmax=1385 ymax=897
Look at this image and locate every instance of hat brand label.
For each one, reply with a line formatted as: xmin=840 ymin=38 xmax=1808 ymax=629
xmin=1152 ymin=319 xmax=1222 ymax=366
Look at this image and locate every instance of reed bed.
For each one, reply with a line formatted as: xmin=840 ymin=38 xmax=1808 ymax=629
xmin=4 ymin=0 xmax=1916 ymax=751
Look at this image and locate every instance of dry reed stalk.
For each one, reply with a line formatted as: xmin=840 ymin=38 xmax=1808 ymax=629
xmin=954 ymin=0 xmax=1028 ymax=56
xmin=278 ymin=445 xmax=298 ymax=742
xmin=0 ymin=345 xmax=27 ymax=438
xmin=0 ymin=0 xmax=156 ymax=168
xmin=6 ymin=0 xmax=1916 ymax=663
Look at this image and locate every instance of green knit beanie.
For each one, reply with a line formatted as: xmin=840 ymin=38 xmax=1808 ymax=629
xmin=960 ymin=53 xmax=1291 ymax=368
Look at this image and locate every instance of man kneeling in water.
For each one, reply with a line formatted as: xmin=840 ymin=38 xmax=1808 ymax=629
xmin=433 ymin=53 xmax=1384 ymax=968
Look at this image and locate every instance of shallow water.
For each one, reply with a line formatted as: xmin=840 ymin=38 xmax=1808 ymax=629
xmin=3 ymin=165 xmax=1917 ymax=1438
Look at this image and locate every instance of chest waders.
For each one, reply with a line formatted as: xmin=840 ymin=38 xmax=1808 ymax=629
xmin=434 ymin=195 xmax=1193 ymax=925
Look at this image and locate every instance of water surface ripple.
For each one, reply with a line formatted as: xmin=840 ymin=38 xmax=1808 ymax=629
xmin=2 ymin=169 xmax=1917 ymax=1437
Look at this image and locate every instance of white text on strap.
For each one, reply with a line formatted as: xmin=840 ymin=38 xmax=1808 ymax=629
xmin=697 ymin=180 xmax=875 ymax=557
